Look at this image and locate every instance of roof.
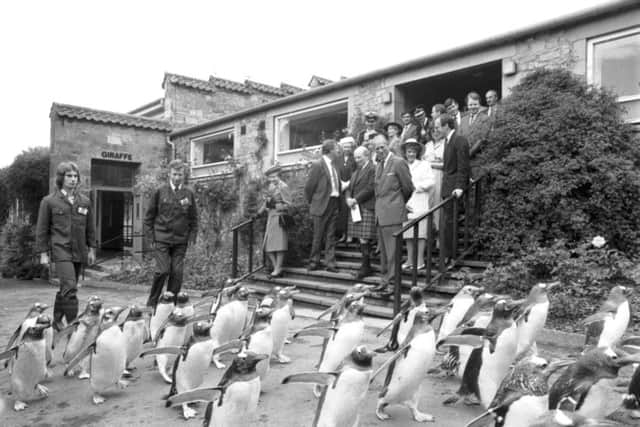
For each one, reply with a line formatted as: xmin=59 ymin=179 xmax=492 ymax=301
xmin=128 ymin=98 xmax=164 ymax=115
xmin=280 ymin=82 xmax=305 ymax=95
xmin=171 ymin=0 xmax=639 ymax=138
xmin=308 ymin=75 xmax=334 ymax=87
xmin=51 ymin=103 xmax=172 ymax=132
xmin=208 ymin=75 xmax=253 ymax=94
xmin=244 ymin=79 xmax=289 ymax=97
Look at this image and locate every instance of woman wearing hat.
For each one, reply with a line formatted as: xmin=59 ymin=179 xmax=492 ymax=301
xmin=401 ymin=138 xmax=435 ymax=270
xmin=259 ymin=164 xmax=292 ymax=278
xmin=384 ymin=122 xmax=403 ymax=156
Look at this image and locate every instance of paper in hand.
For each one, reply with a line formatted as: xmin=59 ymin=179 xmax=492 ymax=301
xmin=350 ymin=203 xmax=361 ymax=223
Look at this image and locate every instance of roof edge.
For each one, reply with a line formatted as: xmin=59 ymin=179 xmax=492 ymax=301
xmin=51 ymin=102 xmax=172 ymax=131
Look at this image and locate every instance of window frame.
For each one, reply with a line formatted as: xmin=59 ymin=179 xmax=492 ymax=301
xmin=190 ymin=127 xmax=235 ymax=171
xmin=274 ymin=98 xmax=349 ymax=157
xmin=586 ymin=26 xmax=640 ymax=104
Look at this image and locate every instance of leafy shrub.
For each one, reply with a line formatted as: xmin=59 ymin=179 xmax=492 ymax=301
xmin=5 ymin=147 xmax=50 ymax=222
xmin=0 ymin=214 xmax=44 ymax=279
xmin=471 ymin=238 xmax=639 ymax=331
xmin=476 ymin=68 xmax=640 ymax=259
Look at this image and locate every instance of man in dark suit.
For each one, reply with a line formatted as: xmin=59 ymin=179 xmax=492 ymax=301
xmin=345 ymin=145 xmax=376 ymax=279
xmin=305 ymin=139 xmax=341 ymax=272
xmin=357 ymin=111 xmax=383 ymax=146
xmin=144 ymin=159 xmax=199 ymax=308
xmin=485 ymin=89 xmax=501 ymax=123
xmin=335 ymin=137 xmax=357 ymax=243
xmin=433 ymin=113 xmax=470 ymax=264
xmin=400 ymin=111 xmax=418 ymax=142
xmin=413 ymin=105 xmax=430 ymax=145
xmin=444 ymin=98 xmax=463 ymax=128
xmin=458 ymin=92 xmax=490 ymax=160
xmin=372 ymin=134 xmax=414 ymax=293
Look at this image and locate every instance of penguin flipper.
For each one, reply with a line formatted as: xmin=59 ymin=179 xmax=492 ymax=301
xmin=376 ymin=311 xmax=405 ymax=338
xmin=316 ymin=300 xmax=344 ymax=320
xmin=53 ymin=322 xmax=79 ymax=346
xmin=212 ymin=339 xmax=245 ymax=356
xmin=167 ymin=387 xmax=222 ymax=406
xmin=4 ymin=325 xmax=23 ymax=351
xmin=370 ymin=344 xmax=411 ymax=384
xmin=203 ymin=401 xmax=213 ymax=427
xmin=303 ymin=320 xmax=335 ymax=330
xmin=139 ymin=346 xmax=183 ymax=358
xmin=0 ymin=347 xmax=18 ymax=361
xmin=620 ymin=336 xmax=640 ymax=348
xmin=463 ymin=411 xmax=493 ymax=427
xmin=436 ymin=334 xmax=484 ymax=352
xmin=583 ymin=312 xmax=613 ymax=326
xmin=64 ymin=342 xmax=96 ymax=375
xmin=294 ymin=328 xmax=337 ymax=339
xmin=282 ymin=372 xmax=338 ymax=386
xmin=186 ymin=313 xmax=215 ymax=324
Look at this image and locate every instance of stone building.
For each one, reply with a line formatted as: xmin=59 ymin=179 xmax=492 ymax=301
xmin=50 ymin=0 xmax=640 ymax=254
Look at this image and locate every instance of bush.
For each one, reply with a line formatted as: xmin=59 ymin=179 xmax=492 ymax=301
xmin=470 ymin=237 xmax=640 ymax=331
xmin=0 ymin=214 xmax=44 ymax=279
xmin=476 ymin=68 xmax=640 ymax=259
xmin=5 ymin=147 xmax=50 ymax=222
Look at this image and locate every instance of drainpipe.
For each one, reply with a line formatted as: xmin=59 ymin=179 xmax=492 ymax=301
xmin=166 ymin=135 xmax=175 ymax=160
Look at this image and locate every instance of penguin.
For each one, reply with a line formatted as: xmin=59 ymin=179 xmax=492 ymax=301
xmin=464 ymin=354 xmax=573 ymax=427
xmin=152 ymin=309 xmax=190 ymax=384
xmin=166 ymin=351 xmax=268 ymax=427
xmin=583 ymin=285 xmax=632 ymax=349
xmin=294 ymin=299 xmax=366 ymax=398
xmin=149 ymin=291 xmax=175 ymax=343
xmin=174 ymin=291 xmax=195 ymax=344
xmin=439 ymin=299 xmax=519 ymax=408
xmin=375 ymin=287 xmax=427 ymax=353
xmin=245 ymin=304 xmax=274 ymax=384
xmin=513 ymin=282 xmax=558 ymax=357
xmin=0 ymin=314 xmax=51 ymax=411
xmin=64 ymin=306 xmax=128 ymax=404
xmin=141 ymin=321 xmax=216 ymax=419
xmin=370 ymin=309 xmax=437 ymax=422
xmin=316 ymin=283 xmax=373 ymax=321
xmin=529 ymin=408 xmax=626 ymax=426
xmin=58 ymin=295 xmax=103 ymax=379
xmin=621 ymin=337 xmax=640 ymax=419
xmin=269 ymin=286 xmax=298 ymax=363
xmin=210 ymin=285 xmax=252 ymax=369
xmin=437 ymin=285 xmax=484 ymax=342
xmin=282 ymin=345 xmax=374 ymax=427
xmin=3 ymin=302 xmax=49 ymax=371
xmin=548 ymin=346 xmax=640 ymax=419
xmin=437 ymin=292 xmax=497 ymax=379
xmin=121 ymin=305 xmax=151 ymax=376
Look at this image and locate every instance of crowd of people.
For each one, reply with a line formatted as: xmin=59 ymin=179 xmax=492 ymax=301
xmin=265 ymin=89 xmax=501 ymax=295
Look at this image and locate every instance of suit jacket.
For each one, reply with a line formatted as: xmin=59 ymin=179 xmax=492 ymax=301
xmin=347 ymin=161 xmax=375 ymax=211
xmin=375 ymin=154 xmax=414 ymax=226
xmin=357 ymin=128 xmax=384 ymax=146
xmin=441 ymin=131 xmax=470 ymax=198
xmin=305 ymin=157 xmax=340 ymax=216
xmin=339 ymin=154 xmax=357 ymax=181
xmin=144 ymin=184 xmax=198 ymax=245
xmin=458 ymin=111 xmax=491 ymax=158
xmin=400 ymin=123 xmax=418 ymax=142
xmin=416 ymin=117 xmax=430 ymax=144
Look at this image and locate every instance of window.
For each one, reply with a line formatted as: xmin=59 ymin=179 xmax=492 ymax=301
xmin=91 ymin=160 xmax=138 ymax=187
xmin=588 ymin=28 xmax=640 ymax=122
xmin=191 ymin=129 xmax=234 ymax=166
xmin=276 ymin=100 xmax=348 ymax=152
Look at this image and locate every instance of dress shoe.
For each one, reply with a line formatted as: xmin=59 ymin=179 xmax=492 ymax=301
xmin=307 ymin=262 xmax=319 ymax=271
xmin=371 ymin=283 xmax=389 ymax=293
xmin=325 ymin=265 xmax=339 ymax=273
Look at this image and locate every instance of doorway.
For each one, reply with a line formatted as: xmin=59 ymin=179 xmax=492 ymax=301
xmin=96 ymin=190 xmax=133 ymax=251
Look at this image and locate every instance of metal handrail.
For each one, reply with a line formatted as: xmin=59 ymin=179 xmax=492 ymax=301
xmin=231 ymin=217 xmax=262 ymax=279
xmin=390 ymin=175 xmax=485 ymax=314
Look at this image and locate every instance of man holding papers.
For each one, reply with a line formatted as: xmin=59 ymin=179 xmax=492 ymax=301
xmin=345 ymin=145 xmax=376 ymax=280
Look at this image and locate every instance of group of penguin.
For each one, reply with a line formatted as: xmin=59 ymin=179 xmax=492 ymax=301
xmin=1 ymin=279 xmax=640 ymax=427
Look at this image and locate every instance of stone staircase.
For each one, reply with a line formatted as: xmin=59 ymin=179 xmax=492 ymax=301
xmin=246 ymin=244 xmax=489 ymax=319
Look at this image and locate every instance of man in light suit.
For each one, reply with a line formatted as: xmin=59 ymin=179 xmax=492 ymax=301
xmin=305 ymin=139 xmax=341 ymax=272
xmin=434 ymin=113 xmax=470 ymax=264
xmin=485 ymin=89 xmax=501 ymax=122
xmin=458 ymin=92 xmax=490 ymax=159
xmin=372 ymin=134 xmax=414 ymax=294
xmin=400 ymin=111 xmax=418 ymax=142
xmin=444 ymin=98 xmax=463 ymax=128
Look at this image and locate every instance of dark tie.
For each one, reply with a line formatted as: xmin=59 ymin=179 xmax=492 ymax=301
xmin=377 ymin=159 xmax=385 ymax=178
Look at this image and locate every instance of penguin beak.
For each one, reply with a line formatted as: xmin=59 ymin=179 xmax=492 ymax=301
xmin=201 ymin=289 xmax=221 ymax=298
xmin=470 ymin=286 xmax=484 ymax=297
xmin=544 ymin=359 xmax=574 ymax=376
xmin=623 ymin=287 xmax=633 ymax=296
xmin=112 ymin=306 xmax=127 ymax=319
xmin=616 ymin=348 xmax=640 ymax=366
xmin=546 ymin=281 xmax=561 ymax=291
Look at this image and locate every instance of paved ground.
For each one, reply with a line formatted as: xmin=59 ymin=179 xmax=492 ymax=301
xmin=0 ymin=278 xmax=633 ymax=426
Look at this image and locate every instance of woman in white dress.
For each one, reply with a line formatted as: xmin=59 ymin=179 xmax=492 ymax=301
xmin=401 ymin=138 xmax=435 ymax=270
xmin=423 ymin=104 xmax=446 ymax=232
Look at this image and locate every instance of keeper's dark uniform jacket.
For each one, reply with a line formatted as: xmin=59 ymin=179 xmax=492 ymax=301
xmin=144 ymin=184 xmax=198 ymax=245
xmin=35 ymin=189 xmax=96 ymax=263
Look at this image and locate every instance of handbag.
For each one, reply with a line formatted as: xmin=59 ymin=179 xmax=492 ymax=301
xmin=279 ymin=213 xmax=295 ymax=230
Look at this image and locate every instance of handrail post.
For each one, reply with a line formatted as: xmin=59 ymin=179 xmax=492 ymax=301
xmin=232 ymin=228 xmax=239 ymax=279
xmin=394 ymin=233 xmax=403 ymax=316
xmin=463 ymin=188 xmax=470 ymax=252
xmin=248 ymin=220 xmax=254 ymax=273
xmin=475 ymin=178 xmax=482 ymax=228
xmin=426 ymin=214 xmax=433 ymax=286
xmin=438 ymin=201 xmax=446 ymax=285
xmin=411 ymin=224 xmax=419 ymax=287
xmin=452 ymin=197 xmax=459 ymax=262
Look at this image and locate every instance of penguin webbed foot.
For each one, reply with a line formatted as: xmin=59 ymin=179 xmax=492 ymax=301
xmin=118 ymin=379 xmax=129 ymax=389
xmin=212 ymin=356 xmax=226 ymax=369
xmin=442 ymin=394 xmax=460 ymax=406
xmin=407 ymin=405 xmax=434 ymax=423
xmin=77 ymin=370 xmax=90 ymax=380
xmin=376 ymin=401 xmax=391 ymax=420
xmin=92 ymin=394 xmax=106 ymax=405
xmin=36 ymin=384 xmax=49 ymax=398
xmin=275 ymin=354 xmax=291 ymax=364
xmin=182 ymin=404 xmax=197 ymax=419
xmin=630 ymin=409 xmax=640 ymax=419
xmin=13 ymin=400 xmax=27 ymax=411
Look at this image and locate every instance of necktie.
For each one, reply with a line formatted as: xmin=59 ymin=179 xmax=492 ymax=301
xmin=470 ymin=114 xmax=476 ymax=124
xmin=331 ymin=164 xmax=338 ymax=194
xmin=377 ymin=159 xmax=385 ymax=178
xmin=488 ymin=107 xmax=492 ymax=117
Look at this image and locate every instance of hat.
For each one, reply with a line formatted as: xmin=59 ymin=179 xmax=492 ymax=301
xmin=364 ymin=111 xmax=378 ymax=121
xmin=264 ymin=164 xmax=282 ymax=176
xmin=384 ymin=122 xmax=402 ymax=133
xmin=339 ymin=136 xmax=355 ymax=146
xmin=401 ymin=138 xmax=424 ymax=157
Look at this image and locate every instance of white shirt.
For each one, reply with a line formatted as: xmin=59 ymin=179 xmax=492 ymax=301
xmin=170 ymin=181 xmax=182 ymax=192
xmin=322 ymin=155 xmax=339 ymax=197
xmin=445 ymin=129 xmax=455 ymax=145
xmin=61 ymin=188 xmax=74 ymax=205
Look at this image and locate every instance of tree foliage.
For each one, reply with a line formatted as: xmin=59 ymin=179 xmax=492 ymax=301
xmin=476 ymin=68 xmax=640 ymax=259
xmin=5 ymin=147 xmax=50 ymax=223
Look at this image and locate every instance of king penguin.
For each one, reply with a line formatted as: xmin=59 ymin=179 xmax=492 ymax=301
xmin=514 ymin=282 xmax=558 ymax=357
xmin=371 ymin=309 xmax=438 ymax=422
xmin=439 ymin=299 xmax=519 ymax=408
xmin=282 ymin=345 xmax=375 ymax=427
xmin=0 ymin=314 xmax=51 ymax=411
xmin=294 ymin=299 xmax=366 ymax=398
xmin=583 ymin=285 xmax=632 ymax=349
xmin=64 ymin=306 xmax=128 ymax=404
xmin=548 ymin=346 xmax=640 ymax=419
xmin=167 ymin=351 xmax=268 ymax=427
xmin=464 ymin=354 xmax=573 ymax=427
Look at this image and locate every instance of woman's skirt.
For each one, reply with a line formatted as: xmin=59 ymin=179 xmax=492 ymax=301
xmin=263 ymin=210 xmax=288 ymax=252
xmin=403 ymin=215 xmax=429 ymax=239
xmin=347 ymin=208 xmax=376 ymax=240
